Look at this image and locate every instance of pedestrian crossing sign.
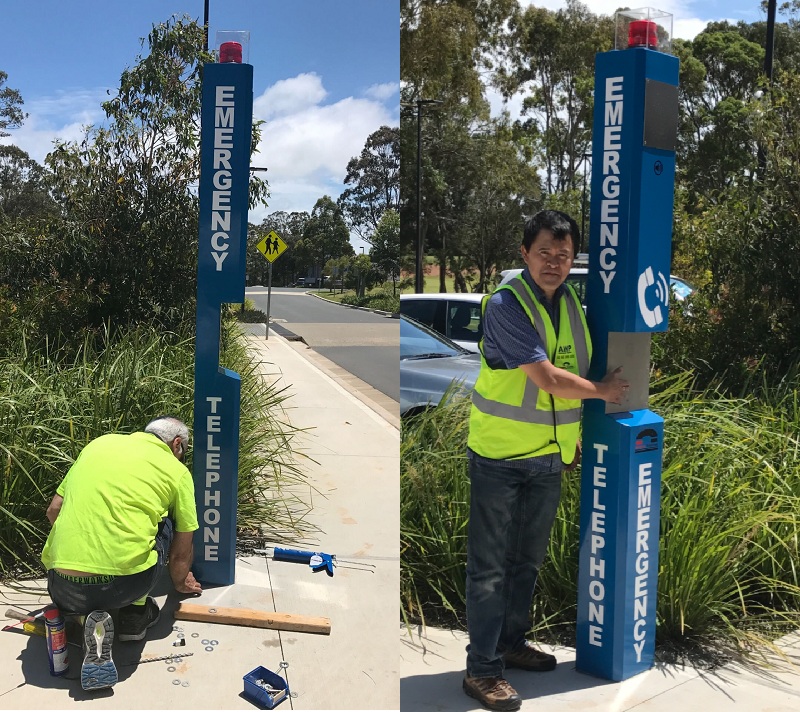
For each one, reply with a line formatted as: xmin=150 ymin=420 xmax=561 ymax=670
xmin=256 ymin=230 xmax=288 ymax=263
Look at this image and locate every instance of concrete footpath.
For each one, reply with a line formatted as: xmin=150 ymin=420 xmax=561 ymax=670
xmin=0 ymin=326 xmax=400 ymax=710
xmin=400 ymin=626 xmax=800 ymax=711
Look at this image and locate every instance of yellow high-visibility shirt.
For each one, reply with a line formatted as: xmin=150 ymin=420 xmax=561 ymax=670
xmin=41 ymin=432 xmax=199 ymax=576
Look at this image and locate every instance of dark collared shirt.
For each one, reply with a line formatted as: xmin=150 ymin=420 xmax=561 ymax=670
xmin=481 ymin=269 xmax=564 ymax=370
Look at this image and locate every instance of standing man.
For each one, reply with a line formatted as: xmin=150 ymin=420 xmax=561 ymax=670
xmin=463 ymin=210 xmax=628 ymax=711
xmin=42 ymin=416 xmax=202 ymax=691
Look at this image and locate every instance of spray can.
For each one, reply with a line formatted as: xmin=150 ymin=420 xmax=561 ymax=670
xmin=43 ymin=607 xmax=69 ymax=676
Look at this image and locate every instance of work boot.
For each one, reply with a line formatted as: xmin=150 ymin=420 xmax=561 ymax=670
xmin=117 ymin=597 xmax=160 ymax=642
xmin=81 ymin=610 xmax=118 ymax=690
xmin=462 ymin=675 xmax=522 ymax=711
xmin=503 ymin=640 xmax=557 ymax=672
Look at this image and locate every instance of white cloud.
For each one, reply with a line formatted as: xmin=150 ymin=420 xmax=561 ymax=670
xmin=364 ymin=82 xmax=399 ymax=101
xmin=253 ymin=73 xmax=328 ymax=119
xmin=0 ymin=88 xmax=108 ymax=163
xmin=250 ymin=75 xmax=395 ymax=225
xmin=674 ymin=17 xmax=713 ymax=40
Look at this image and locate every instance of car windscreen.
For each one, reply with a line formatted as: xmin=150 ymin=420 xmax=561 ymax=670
xmin=400 ymin=316 xmax=465 ymax=360
xmin=670 ymin=277 xmax=694 ymax=301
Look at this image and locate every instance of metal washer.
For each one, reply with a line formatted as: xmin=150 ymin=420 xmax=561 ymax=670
xmin=205 ymin=645 xmax=214 ymax=652
xmin=167 ymin=666 xmax=176 ymax=672
xmin=172 ymin=679 xmax=181 ymax=686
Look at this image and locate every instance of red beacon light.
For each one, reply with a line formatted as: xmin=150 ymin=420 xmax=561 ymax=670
xmin=219 ymin=41 xmax=243 ymax=64
xmin=628 ymin=19 xmax=659 ymax=48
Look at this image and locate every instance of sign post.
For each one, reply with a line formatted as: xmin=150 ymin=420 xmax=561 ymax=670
xmin=255 ymin=230 xmax=287 ymax=340
xmin=192 ymin=35 xmax=253 ymax=586
xmin=576 ymin=8 xmax=679 ymax=681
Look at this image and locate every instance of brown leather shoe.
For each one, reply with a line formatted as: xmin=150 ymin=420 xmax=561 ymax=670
xmin=462 ymin=675 xmax=522 ymax=711
xmin=503 ymin=640 xmax=557 ymax=672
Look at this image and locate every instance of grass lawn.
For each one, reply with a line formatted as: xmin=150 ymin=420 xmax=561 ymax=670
xmin=399 ymin=275 xmax=459 ymax=294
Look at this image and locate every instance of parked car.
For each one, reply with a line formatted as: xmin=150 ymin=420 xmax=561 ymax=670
xmin=400 ymin=293 xmax=485 ymax=353
xmin=399 ymin=315 xmax=481 ymax=417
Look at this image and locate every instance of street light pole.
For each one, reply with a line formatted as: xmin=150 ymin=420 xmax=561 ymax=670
xmin=765 ymin=0 xmax=777 ymax=83
xmin=415 ymin=100 xmax=424 ymax=293
xmin=203 ymin=0 xmax=209 ymax=52
xmin=757 ymin=0 xmax=778 ymax=178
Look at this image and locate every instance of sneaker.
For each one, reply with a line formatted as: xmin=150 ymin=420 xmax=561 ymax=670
xmin=462 ymin=675 xmax=522 ymax=711
xmin=81 ymin=611 xmax=118 ymax=691
xmin=117 ymin=597 xmax=160 ymax=642
xmin=503 ymin=640 xmax=557 ymax=672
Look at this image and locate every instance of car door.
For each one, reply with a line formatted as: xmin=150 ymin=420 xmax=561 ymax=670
xmin=445 ymin=301 xmax=483 ymax=352
xmin=400 ymin=299 xmax=446 ymax=336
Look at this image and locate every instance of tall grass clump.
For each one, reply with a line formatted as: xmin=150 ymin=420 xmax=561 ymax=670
xmin=0 ymin=319 xmax=314 ymax=580
xmin=401 ymin=370 xmax=800 ymax=661
xmin=401 ymin=395 xmax=472 ymax=625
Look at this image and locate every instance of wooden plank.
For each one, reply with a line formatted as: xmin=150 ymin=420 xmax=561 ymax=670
xmin=173 ymin=603 xmax=331 ymax=635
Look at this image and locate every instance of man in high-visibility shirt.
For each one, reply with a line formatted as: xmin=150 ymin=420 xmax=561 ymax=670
xmin=463 ymin=210 xmax=628 ymax=711
xmin=42 ymin=416 xmax=202 ymax=691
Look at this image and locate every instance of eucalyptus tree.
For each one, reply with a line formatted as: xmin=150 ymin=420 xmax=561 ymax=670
xmin=338 ymin=125 xmax=400 ymax=245
xmin=0 ymin=70 xmax=25 ymax=137
xmin=498 ymin=0 xmax=614 ymax=196
xmin=298 ymin=196 xmax=354 ymax=279
xmin=0 ymin=145 xmax=57 ymax=220
xmin=400 ymin=0 xmax=517 ymax=283
xmin=371 ymin=209 xmax=401 ymax=293
xmin=32 ymin=16 xmax=268 ymax=342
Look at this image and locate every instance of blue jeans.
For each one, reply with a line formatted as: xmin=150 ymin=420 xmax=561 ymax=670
xmin=465 ymin=454 xmax=563 ymax=678
xmin=47 ymin=518 xmax=173 ymax=615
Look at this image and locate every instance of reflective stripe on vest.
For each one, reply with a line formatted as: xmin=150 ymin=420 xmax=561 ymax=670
xmin=471 ymin=279 xmax=590 ymax=425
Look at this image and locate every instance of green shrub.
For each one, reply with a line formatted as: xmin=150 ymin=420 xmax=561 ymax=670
xmin=401 ymin=371 xmax=800 ymax=661
xmin=0 ymin=319 xmax=314 ymax=579
xmin=339 ymin=288 xmax=399 ymax=313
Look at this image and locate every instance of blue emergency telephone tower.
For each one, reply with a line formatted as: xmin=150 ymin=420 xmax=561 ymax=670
xmin=576 ymin=9 xmax=680 ymax=680
xmin=192 ymin=35 xmax=253 ymax=585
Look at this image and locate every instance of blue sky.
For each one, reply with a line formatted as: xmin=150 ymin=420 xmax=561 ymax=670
xmin=1 ymin=1 xmax=399 ymax=249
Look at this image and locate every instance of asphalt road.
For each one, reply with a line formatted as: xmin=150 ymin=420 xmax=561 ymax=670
xmin=245 ymin=287 xmax=399 ymax=402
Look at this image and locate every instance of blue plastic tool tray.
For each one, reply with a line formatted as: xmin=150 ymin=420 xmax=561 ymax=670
xmin=243 ymin=666 xmax=289 ymax=709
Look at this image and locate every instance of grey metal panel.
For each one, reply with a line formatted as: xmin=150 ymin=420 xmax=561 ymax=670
xmin=643 ymin=79 xmax=679 ymax=151
xmin=604 ymin=332 xmax=651 ymax=414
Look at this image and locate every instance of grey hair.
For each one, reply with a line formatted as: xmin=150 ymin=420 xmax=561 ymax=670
xmin=145 ymin=416 xmax=190 ymax=449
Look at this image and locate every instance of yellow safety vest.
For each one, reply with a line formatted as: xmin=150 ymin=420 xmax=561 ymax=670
xmin=467 ymin=276 xmax=592 ymax=464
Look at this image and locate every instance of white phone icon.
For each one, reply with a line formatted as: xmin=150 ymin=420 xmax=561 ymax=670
xmin=637 ymin=266 xmax=663 ymax=328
